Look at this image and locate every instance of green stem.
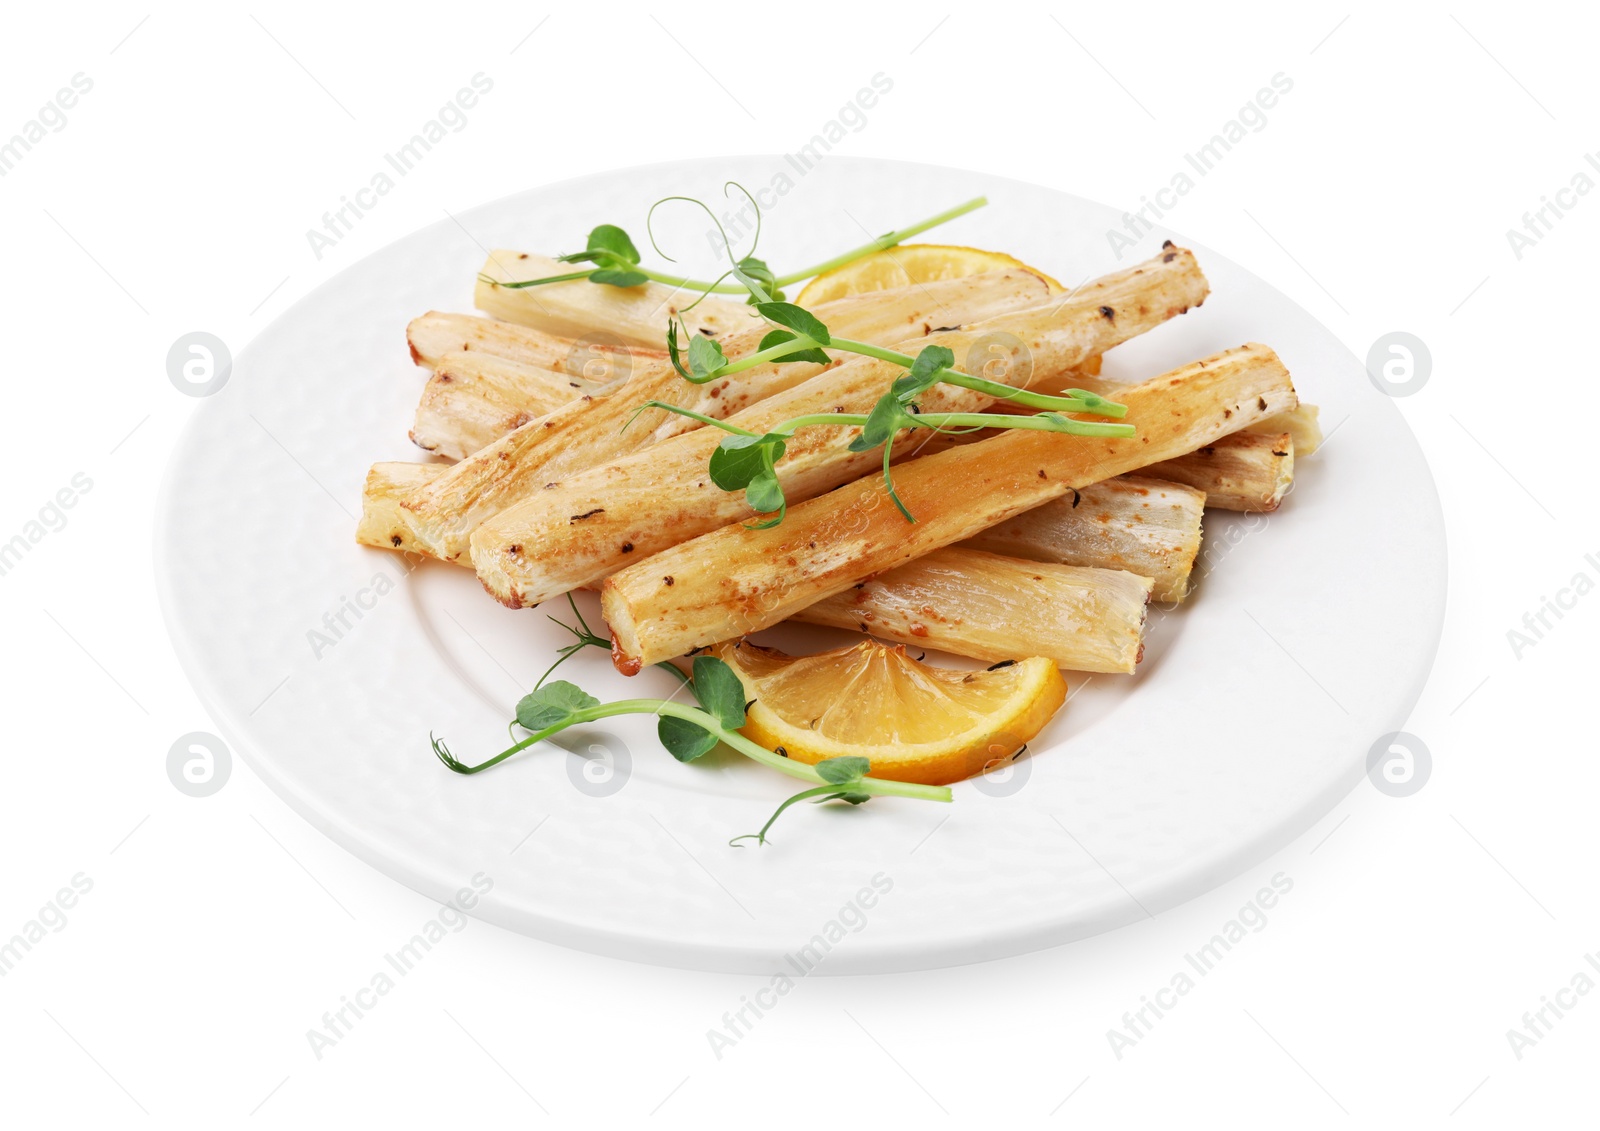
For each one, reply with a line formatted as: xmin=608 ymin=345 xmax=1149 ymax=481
xmin=777 ymin=413 xmax=870 ymax=433
xmin=701 ymin=333 xmax=1125 ymax=420
xmin=635 ymin=402 xmax=760 ymax=437
xmin=506 ymin=198 xmax=990 ymax=296
xmin=827 ymin=338 xmax=914 ymax=366
xmin=770 ymin=196 xmax=988 ymax=285
xmin=633 ymin=266 xmax=749 ymax=295
xmin=826 ymin=337 xmax=1123 ymax=414
xmin=917 ymin=412 xmax=1136 ymax=438
xmin=446 ymin=700 xmax=952 ymax=803
xmin=939 ymin=373 xmax=1127 ymax=414
xmin=714 ymin=335 xmax=826 ymax=376
xmin=488 ymin=269 xmax=599 ymax=290
xmin=734 ymin=784 xmax=849 ymax=846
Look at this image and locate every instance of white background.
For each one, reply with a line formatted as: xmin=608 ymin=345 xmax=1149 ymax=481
xmin=2 ymin=2 xmax=1594 ymax=1126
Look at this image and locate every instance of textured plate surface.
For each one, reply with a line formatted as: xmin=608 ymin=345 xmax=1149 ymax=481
xmin=156 ymin=157 xmax=1445 ymax=974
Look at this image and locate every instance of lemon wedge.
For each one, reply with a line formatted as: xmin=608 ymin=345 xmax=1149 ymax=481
xmin=710 ymin=639 xmax=1067 ymax=786
xmin=796 ymin=243 xmax=1065 ymax=306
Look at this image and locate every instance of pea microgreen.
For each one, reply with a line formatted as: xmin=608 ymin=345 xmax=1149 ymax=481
xmin=616 ymin=192 xmax=1141 ymax=526
xmin=647 ymin=291 xmax=1135 ymax=524
xmin=488 ymin=183 xmax=989 ymax=301
xmin=430 ymin=647 xmax=953 ymax=844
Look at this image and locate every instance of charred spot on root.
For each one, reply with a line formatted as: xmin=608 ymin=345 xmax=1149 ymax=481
xmin=569 ymin=508 xmax=604 ymax=523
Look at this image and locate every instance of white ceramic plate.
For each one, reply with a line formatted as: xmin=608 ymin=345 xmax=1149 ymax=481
xmin=156 ymin=157 xmax=1445 ymax=974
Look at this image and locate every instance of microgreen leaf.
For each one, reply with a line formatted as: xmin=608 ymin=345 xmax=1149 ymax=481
xmin=848 ymin=392 xmax=914 ymax=453
xmin=758 ymin=330 xmax=831 ymax=366
xmin=737 ymin=256 xmax=786 ymax=304
xmin=515 ymin=681 xmax=599 ymax=732
xmin=890 ymin=344 xmax=955 ymax=401
xmin=709 ymin=436 xmax=789 ymax=522
xmin=815 ymin=755 xmax=870 ymax=783
xmin=659 ymin=715 xmax=719 ymax=762
xmin=588 ymin=268 xmax=650 ymax=288
xmin=585 ymin=224 xmax=641 ymax=264
xmin=687 ymin=333 xmax=728 ymax=380
xmin=754 ymin=302 xmax=832 ymax=347
xmin=656 ymin=656 xmax=746 ymax=762
xmin=708 ymin=434 xmax=785 ymax=490
xmin=691 ymin=657 xmax=748 ymax=730
xmin=743 ymin=470 xmax=787 ymax=521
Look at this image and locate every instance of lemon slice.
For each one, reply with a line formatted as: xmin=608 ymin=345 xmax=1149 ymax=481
xmin=711 ymin=639 xmax=1067 ymax=786
xmin=797 ymin=244 xmax=1065 ymax=307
